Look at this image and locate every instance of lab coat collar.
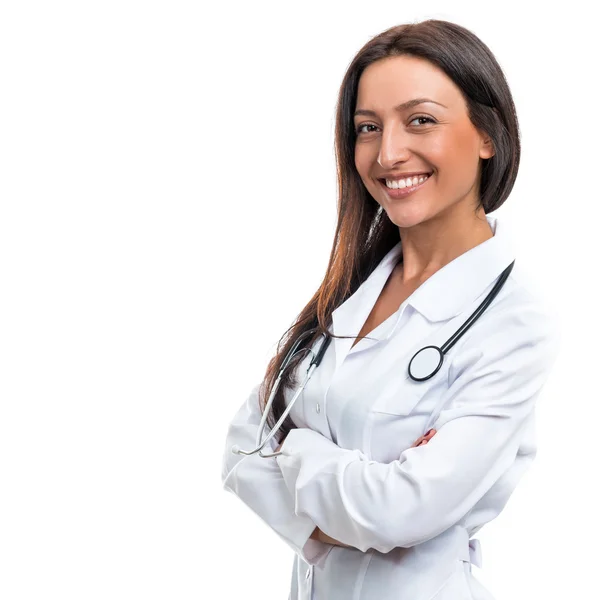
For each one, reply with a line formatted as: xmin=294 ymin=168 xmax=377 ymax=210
xmin=403 ymin=214 xmax=515 ymax=322
xmin=331 ymin=214 xmax=515 ymax=341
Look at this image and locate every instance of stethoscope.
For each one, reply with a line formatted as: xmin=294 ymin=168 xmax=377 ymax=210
xmin=232 ymin=259 xmax=515 ymax=459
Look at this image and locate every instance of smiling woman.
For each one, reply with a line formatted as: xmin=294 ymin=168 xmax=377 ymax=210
xmin=221 ymin=17 xmax=557 ymax=600
xmin=352 ymin=54 xmax=497 ymax=238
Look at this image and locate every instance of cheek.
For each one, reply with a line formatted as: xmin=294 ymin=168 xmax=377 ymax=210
xmin=354 ymin=148 xmax=378 ymax=191
xmin=429 ymin=136 xmax=458 ymax=165
xmin=433 ymin=129 xmax=480 ymax=174
xmin=354 ymin=146 xmax=369 ymax=176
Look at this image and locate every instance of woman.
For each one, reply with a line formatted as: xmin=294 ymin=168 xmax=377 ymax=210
xmin=221 ymin=19 xmax=560 ymax=600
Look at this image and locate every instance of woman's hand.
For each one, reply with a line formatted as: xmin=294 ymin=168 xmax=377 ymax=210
xmin=411 ymin=428 xmax=437 ymax=448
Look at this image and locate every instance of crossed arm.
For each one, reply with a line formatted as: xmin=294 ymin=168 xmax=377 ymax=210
xmin=274 ymin=429 xmax=437 ymax=548
xmin=225 ymin=306 xmax=559 ymax=557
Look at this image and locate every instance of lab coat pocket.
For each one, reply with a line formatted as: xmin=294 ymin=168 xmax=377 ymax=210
xmin=368 ymin=376 xmax=446 ymax=462
xmin=370 ymin=376 xmax=432 ymax=417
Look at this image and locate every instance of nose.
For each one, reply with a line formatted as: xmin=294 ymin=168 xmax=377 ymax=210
xmin=376 ymin=124 xmax=412 ymax=169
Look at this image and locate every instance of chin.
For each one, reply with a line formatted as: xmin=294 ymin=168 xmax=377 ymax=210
xmin=384 ymin=206 xmax=428 ymax=229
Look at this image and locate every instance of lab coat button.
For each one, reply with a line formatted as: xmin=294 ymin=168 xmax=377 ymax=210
xmin=316 ymin=403 xmax=320 ymax=414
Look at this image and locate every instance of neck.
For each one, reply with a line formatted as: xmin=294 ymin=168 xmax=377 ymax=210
xmin=396 ymin=207 xmax=494 ymax=284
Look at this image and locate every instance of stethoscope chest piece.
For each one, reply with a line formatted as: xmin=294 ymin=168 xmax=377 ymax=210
xmin=408 ymin=345 xmax=444 ymax=382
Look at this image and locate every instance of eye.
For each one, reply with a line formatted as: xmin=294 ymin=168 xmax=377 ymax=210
xmin=409 ymin=115 xmax=437 ymax=127
xmin=355 ymin=116 xmax=437 ymax=135
xmin=355 ymin=123 xmax=378 ymax=135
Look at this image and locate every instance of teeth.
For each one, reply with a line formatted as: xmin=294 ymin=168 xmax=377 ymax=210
xmin=385 ymin=174 xmax=430 ymax=189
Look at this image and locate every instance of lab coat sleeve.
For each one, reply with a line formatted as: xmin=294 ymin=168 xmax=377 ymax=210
xmin=275 ymin=304 xmax=561 ymax=554
xmin=221 ymin=382 xmax=335 ymax=566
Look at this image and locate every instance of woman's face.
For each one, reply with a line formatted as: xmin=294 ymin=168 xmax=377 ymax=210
xmin=353 ymin=55 xmax=494 ymax=227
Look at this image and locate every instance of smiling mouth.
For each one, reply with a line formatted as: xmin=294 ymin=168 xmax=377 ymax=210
xmin=376 ymin=173 xmax=433 ymax=198
xmin=377 ymin=172 xmax=432 ymax=186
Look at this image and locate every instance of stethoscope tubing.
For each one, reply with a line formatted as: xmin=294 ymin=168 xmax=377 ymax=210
xmin=408 ymin=259 xmax=514 ymax=381
xmin=232 ymin=331 xmax=331 ymax=458
xmin=232 ymin=260 xmax=514 ymax=458
xmin=439 ymin=259 xmax=514 ymax=355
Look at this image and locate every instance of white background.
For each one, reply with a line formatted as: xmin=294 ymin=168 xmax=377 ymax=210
xmin=0 ymin=1 xmax=595 ymax=598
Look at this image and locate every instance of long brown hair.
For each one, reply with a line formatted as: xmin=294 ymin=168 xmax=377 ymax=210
xmin=258 ymin=18 xmax=521 ymax=441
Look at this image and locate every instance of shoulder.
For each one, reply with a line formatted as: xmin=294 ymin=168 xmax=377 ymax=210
xmin=481 ymin=259 xmax=560 ymax=337
xmin=449 ymin=267 xmax=561 ymax=376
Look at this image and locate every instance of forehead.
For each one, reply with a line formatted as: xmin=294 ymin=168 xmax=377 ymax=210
xmin=355 ymin=55 xmax=463 ymax=112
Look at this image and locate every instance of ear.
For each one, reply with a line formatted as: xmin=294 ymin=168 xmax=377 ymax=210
xmin=479 ymin=134 xmax=495 ymax=160
xmin=480 ymin=108 xmax=500 ymax=160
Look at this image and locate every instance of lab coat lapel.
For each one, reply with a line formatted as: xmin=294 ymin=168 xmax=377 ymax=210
xmin=331 ymin=242 xmax=402 ymax=371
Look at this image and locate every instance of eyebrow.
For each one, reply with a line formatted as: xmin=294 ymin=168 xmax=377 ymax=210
xmin=353 ymin=98 xmax=447 ymax=118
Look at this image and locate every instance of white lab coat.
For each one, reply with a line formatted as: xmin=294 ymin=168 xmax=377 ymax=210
xmin=221 ymin=214 xmax=560 ymax=600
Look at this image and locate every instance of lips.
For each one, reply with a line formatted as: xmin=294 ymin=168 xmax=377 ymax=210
xmin=377 ymin=172 xmax=432 ymax=199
